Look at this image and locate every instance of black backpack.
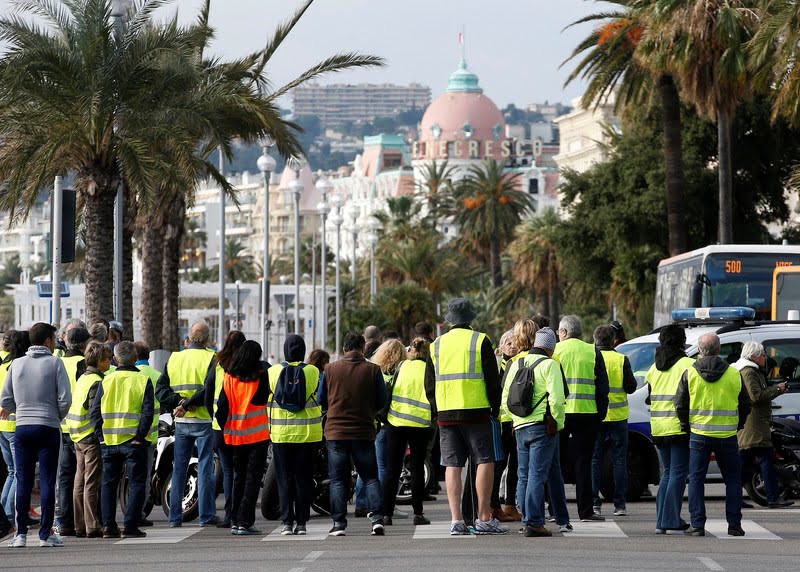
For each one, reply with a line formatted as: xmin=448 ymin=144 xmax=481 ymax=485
xmin=273 ymin=362 xmax=308 ymax=413
xmin=507 ymin=356 xmax=548 ymax=417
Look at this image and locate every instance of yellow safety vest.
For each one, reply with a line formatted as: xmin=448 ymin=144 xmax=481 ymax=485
xmin=646 ymin=356 xmax=694 ymax=437
xmin=211 ymin=364 xmax=224 ymax=431
xmin=60 ymin=354 xmax=85 ymax=432
xmin=387 ymin=359 xmax=432 ymax=428
xmin=66 ymin=372 xmax=103 ymax=442
xmin=136 ymin=364 xmax=162 ymax=444
xmin=166 ymin=348 xmax=215 ymax=420
xmin=554 ymin=338 xmax=597 ymax=414
xmin=510 ymin=355 xmax=566 ymax=431
xmin=687 ymin=365 xmax=742 ymax=438
xmin=100 ymin=369 xmax=151 ymax=446
xmin=601 ymin=350 xmax=628 ymax=422
xmin=500 ymin=350 xmax=529 ymax=423
xmin=0 ymin=360 xmax=15 ymax=432
xmin=431 ymin=328 xmax=490 ymax=412
xmin=268 ymin=362 xmax=322 ymax=444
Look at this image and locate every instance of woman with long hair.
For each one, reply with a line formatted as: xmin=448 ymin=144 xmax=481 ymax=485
xmin=307 ymin=349 xmax=330 ymax=373
xmin=355 ymin=338 xmax=408 ymax=517
xmin=382 ymin=337 xmax=433 ymax=526
xmin=204 ymin=330 xmax=246 ymax=528
xmin=215 ymin=340 xmax=271 ymax=535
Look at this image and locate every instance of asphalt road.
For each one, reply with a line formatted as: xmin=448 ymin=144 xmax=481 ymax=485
xmin=4 ymin=484 xmax=800 ymax=572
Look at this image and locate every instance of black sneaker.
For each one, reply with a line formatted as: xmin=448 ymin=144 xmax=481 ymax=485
xmin=413 ymin=514 xmax=431 ymax=525
xmin=329 ymin=524 xmax=347 ymax=537
xmin=383 ymin=516 xmax=393 ymax=526
xmin=685 ymin=526 xmax=705 ymax=536
xmin=354 ymin=508 xmax=368 ymax=518
xmin=727 ymin=524 xmax=745 ymax=537
xmin=769 ymin=500 xmax=794 ymax=509
xmin=139 ymin=518 xmax=153 ymax=528
xmin=102 ymin=526 xmax=121 ymax=539
xmin=580 ymin=514 xmax=605 ymax=522
xmin=216 ymin=520 xmax=232 ymax=529
xmin=55 ymin=526 xmax=76 ymax=537
xmin=121 ymin=528 xmax=146 ymax=539
xmin=371 ymin=522 xmax=385 ymax=536
xmin=199 ymin=517 xmax=220 ymax=527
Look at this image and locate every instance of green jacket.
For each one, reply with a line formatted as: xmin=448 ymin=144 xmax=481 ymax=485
xmin=736 ymin=361 xmax=781 ymax=450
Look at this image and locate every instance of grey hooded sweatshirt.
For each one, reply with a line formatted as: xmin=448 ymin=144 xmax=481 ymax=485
xmin=0 ymin=346 xmax=71 ymax=429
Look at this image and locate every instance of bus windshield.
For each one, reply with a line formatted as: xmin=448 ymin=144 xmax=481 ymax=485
xmin=704 ymin=253 xmax=800 ymax=320
xmin=774 ymin=271 xmax=800 ymax=320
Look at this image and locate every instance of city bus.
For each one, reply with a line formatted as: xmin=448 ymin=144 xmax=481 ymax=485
xmin=654 ymin=244 xmax=800 ymax=328
xmin=772 ymin=265 xmax=800 ymax=320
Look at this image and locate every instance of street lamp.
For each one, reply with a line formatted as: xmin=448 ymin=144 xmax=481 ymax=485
xmin=316 ymin=173 xmax=333 ymax=349
xmin=288 ymin=154 xmax=306 ymax=335
xmin=367 ymin=217 xmax=381 ymax=303
xmin=330 ymin=193 xmax=344 ymax=357
xmin=256 ymin=137 xmax=276 ymax=356
xmin=347 ymin=203 xmax=360 ymax=289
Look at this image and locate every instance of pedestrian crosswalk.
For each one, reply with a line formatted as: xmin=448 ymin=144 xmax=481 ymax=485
xmin=704 ymin=519 xmax=781 ymax=540
xmin=262 ymin=523 xmax=330 ymax=541
xmin=115 ymin=527 xmax=204 ymax=545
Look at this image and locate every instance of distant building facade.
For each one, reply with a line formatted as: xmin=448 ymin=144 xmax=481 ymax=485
xmin=292 ymin=83 xmax=431 ymax=129
xmin=553 ymin=93 xmax=620 ymax=174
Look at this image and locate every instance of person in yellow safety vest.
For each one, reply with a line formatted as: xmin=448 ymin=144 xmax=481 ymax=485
xmin=266 ymin=335 xmax=321 ymax=536
xmin=89 ymin=341 xmax=154 ymax=539
xmin=0 ymin=330 xmax=31 ymax=527
xmin=427 ymin=298 xmax=506 ymax=536
xmin=590 ymin=325 xmax=638 ymax=517
xmin=132 ymin=341 xmax=164 ymax=529
xmin=644 ymin=324 xmax=695 ymax=534
xmin=55 ymin=326 xmax=90 ymax=537
xmin=67 ymin=341 xmax=112 ymax=538
xmin=382 ymin=337 xmax=434 ymax=527
xmin=497 ymin=320 xmax=539 ymax=522
xmin=0 ymin=329 xmax=13 ymax=361
xmin=554 ymin=315 xmax=609 ymax=523
xmin=215 ymin=340 xmax=271 ymax=536
xmin=202 ymin=331 xmax=246 ymax=529
xmin=155 ymin=321 xmax=218 ymax=528
xmin=675 ymin=332 xmax=751 ymax=537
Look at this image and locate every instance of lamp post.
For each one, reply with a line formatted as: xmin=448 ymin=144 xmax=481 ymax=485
xmin=256 ymin=138 xmax=276 ymax=357
xmin=316 ymin=173 xmax=333 ymax=349
xmin=348 ymin=203 xmax=360 ymax=289
xmin=330 ymin=193 xmax=344 ymax=357
xmin=289 ymin=155 xmax=306 ymax=335
xmin=367 ymin=217 xmax=381 ymax=302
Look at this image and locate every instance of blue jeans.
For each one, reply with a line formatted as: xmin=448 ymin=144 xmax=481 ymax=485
xmin=328 ymin=439 xmax=382 ymax=527
xmin=214 ymin=430 xmax=234 ymax=524
xmin=15 ymin=425 xmax=60 ymax=540
xmin=515 ymin=424 xmax=556 ymax=527
xmin=170 ymin=422 xmax=216 ymax=525
xmin=101 ymin=441 xmax=149 ymax=530
xmin=688 ymin=434 xmax=741 ymax=528
xmin=591 ymin=421 xmax=628 ymax=510
xmin=656 ymin=441 xmax=689 ymax=530
xmin=355 ymin=427 xmax=388 ymax=511
xmin=547 ymin=434 xmax=571 ymax=526
xmin=741 ymin=447 xmax=780 ymax=503
xmin=0 ymin=432 xmax=16 ymax=522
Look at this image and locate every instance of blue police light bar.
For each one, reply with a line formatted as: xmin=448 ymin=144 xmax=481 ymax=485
xmin=671 ymin=307 xmax=756 ymax=322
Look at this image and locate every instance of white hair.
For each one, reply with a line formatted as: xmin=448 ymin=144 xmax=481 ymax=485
xmin=558 ymin=315 xmax=582 ymax=339
xmin=740 ymin=341 xmax=765 ymax=361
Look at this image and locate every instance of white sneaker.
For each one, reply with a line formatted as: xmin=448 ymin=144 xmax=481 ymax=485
xmin=613 ymin=508 xmax=627 ymax=517
xmin=559 ymin=523 xmax=573 ymax=533
xmin=9 ymin=534 xmax=26 ymax=548
xmin=392 ymin=508 xmax=409 ymax=519
xmin=39 ymin=534 xmax=64 ymax=547
xmin=473 ymin=518 xmax=509 ymax=535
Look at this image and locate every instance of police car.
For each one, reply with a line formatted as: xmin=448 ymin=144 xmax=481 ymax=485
xmin=614 ymin=307 xmax=800 ymax=500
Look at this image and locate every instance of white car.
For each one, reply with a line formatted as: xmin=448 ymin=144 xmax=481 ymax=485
xmin=614 ymin=310 xmax=800 ymax=500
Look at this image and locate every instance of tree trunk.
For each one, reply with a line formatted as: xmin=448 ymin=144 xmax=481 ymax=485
xmin=549 ymin=285 xmax=560 ymax=328
xmin=140 ymin=220 xmax=164 ymax=349
xmin=122 ymin=186 xmax=136 ymax=340
xmin=489 ymin=236 xmax=502 ymax=288
xmin=162 ymin=193 xmax=185 ymax=351
xmin=83 ymin=186 xmax=117 ymax=322
xmin=659 ymin=75 xmax=687 ymax=256
xmin=718 ymin=109 xmax=734 ymax=244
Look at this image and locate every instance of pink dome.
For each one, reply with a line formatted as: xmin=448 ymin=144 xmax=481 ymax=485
xmin=277 ymin=164 xmax=321 ymax=212
xmin=417 ymin=60 xmax=506 ymax=161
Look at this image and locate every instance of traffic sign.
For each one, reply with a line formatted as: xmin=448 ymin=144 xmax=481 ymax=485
xmin=36 ymin=281 xmax=70 ymax=298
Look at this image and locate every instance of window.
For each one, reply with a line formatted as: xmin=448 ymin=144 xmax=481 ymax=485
xmin=764 ymin=339 xmax=800 ymax=389
xmin=528 ymin=178 xmax=539 ymax=195
xmin=719 ymin=341 xmax=743 ymax=365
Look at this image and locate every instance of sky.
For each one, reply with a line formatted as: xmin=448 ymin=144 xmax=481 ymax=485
xmin=0 ymin=0 xmax=611 ymax=109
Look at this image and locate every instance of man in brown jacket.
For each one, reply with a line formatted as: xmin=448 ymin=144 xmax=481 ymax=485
xmin=733 ymin=341 xmax=793 ymax=508
xmin=319 ymin=331 xmax=388 ymax=536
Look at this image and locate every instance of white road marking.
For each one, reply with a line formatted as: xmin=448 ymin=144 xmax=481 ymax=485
xmin=698 ymin=556 xmax=724 ymax=571
xmin=749 ymin=509 xmax=800 ymax=513
xmin=568 ymin=521 xmax=627 ymax=538
xmin=287 ymin=568 xmax=306 ymax=572
xmin=262 ymin=523 xmax=329 ymax=541
xmin=115 ymin=528 xmax=203 ymax=545
xmin=704 ymin=519 xmax=781 ymax=540
xmin=413 ymin=522 xmax=476 ymax=539
xmin=302 ymin=550 xmax=324 ymax=562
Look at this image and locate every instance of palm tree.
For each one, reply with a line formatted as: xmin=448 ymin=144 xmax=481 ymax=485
xmin=509 ymin=210 xmax=563 ymax=325
xmin=642 ymin=0 xmax=757 ymax=244
xmin=224 ymin=238 xmax=257 ymax=283
xmin=414 ymin=160 xmax=457 ymax=226
xmin=564 ymin=0 xmax=688 ymax=256
xmin=453 ymin=159 xmax=532 ymax=288
xmin=181 ymin=218 xmax=208 ymax=272
xmin=372 ymin=196 xmax=423 ymax=242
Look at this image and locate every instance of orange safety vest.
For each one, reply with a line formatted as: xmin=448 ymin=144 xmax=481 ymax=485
xmin=222 ymin=372 xmax=271 ymax=446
